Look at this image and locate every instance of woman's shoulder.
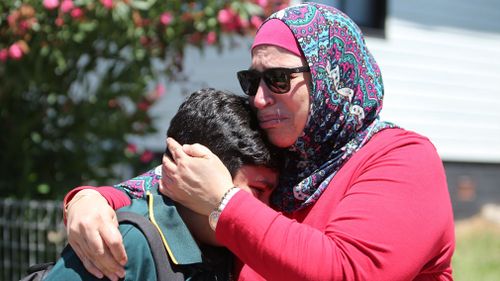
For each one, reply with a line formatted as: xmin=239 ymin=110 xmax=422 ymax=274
xmin=370 ymin=127 xmax=431 ymax=143
xmin=352 ymin=127 xmax=443 ymax=169
xmin=366 ymin=127 xmax=437 ymax=154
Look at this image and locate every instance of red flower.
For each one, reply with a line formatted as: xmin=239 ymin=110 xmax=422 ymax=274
xmin=137 ymin=101 xmax=150 ymax=111
xmin=218 ymin=8 xmax=233 ymax=24
xmin=205 ymin=31 xmax=217 ymax=45
xmin=140 ymin=150 xmax=154 ymax=163
xmin=55 ymin=17 xmax=64 ymax=26
xmin=236 ymin=14 xmax=249 ymax=29
xmin=125 ymin=143 xmax=137 ymax=154
xmin=250 ymin=15 xmax=263 ymax=29
xmin=71 ymin=8 xmax=84 ymax=19
xmin=0 ymin=49 xmax=8 ymax=62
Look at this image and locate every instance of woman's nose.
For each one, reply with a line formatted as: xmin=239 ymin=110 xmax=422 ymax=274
xmin=251 ymin=80 xmax=274 ymax=109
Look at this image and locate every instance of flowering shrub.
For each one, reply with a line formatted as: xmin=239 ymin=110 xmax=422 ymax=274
xmin=0 ymin=0 xmax=289 ymax=199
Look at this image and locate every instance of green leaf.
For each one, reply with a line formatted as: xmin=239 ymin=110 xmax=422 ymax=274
xmin=37 ymin=184 xmax=51 ymax=194
xmin=130 ymin=0 xmax=158 ymax=10
xmin=195 ymin=21 xmax=207 ymax=32
xmin=241 ymin=2 xmax=263 ymax=15
xmin=113 ymin=2 xmax=131 ymax=22
xmin=73 ymin=32 xmax=85 ymax=43
xmin=79 ymin=21 xmax=98 ymax=32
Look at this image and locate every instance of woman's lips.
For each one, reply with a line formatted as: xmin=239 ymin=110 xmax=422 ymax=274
xmin=258 ymin=115 xmax=286 ymax=129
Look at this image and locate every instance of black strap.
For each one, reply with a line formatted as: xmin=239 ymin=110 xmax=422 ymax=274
xmin=117 ymin=211 xmax=185 ymax=281
xmin=19 ymin=262 xmax=54 ymax=281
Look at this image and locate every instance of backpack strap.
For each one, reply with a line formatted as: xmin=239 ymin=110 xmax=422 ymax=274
xmin=19 ymin=262 xmax=55 ymax=281
xmin=117 ymin=211 xmax=185 ymax=281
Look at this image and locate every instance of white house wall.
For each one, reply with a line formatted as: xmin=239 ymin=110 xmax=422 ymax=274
xmin=374 ymin=0 xmax=500 ymax=163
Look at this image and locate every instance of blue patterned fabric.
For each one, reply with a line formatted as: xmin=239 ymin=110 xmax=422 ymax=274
xmin=267 ymin=3 xmax=398 ymax=212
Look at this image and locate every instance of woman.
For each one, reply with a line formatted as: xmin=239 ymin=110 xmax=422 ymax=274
xmin=65 ymin=3 xmax=455 ymax=280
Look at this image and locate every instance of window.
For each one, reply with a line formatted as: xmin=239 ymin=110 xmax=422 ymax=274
xmin=311 ymin=0 xmax=386 ymax=37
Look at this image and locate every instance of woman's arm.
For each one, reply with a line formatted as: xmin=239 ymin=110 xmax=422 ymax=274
xmin=63 ymin=167 xmax=161 ymax=280
xmin=64 ymin=187 xmax=128 ymax=281
xmin=163 ymin=134 xmax=454 ymax=280
xmin=63 ymin=186 xmax=131 ymax=223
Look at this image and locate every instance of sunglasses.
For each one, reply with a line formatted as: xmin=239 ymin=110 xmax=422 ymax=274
xmin=237 ymin=66 xmax=310 ymax=96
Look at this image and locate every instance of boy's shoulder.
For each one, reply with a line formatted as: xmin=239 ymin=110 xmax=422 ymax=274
xmin=118 ymin=189 xmax=232 ymax=280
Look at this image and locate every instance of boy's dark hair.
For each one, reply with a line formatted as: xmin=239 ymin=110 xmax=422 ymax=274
xmin=167 ymin=88 xmax=281 ymax=176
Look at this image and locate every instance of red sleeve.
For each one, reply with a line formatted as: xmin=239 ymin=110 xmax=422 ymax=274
xmin=64 ymin=186 xmax=131 ymax=210
xmin=63 ymin=186 xmax=131 ymax=224
xmin=215 ymin=130 xmax=454 ymax=281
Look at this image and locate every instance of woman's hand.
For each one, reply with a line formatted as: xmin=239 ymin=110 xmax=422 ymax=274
xmin=160 ymin=138 xmax=234 ymax=216
xmin=65 ymin=189 xmax=127 ymax=281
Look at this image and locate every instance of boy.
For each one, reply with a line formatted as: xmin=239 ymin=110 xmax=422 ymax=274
xmin=44 ymin=88 xmax=281 ymax=280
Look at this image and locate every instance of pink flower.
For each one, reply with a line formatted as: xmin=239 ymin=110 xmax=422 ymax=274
xmin=250 ymin=15 xmax=263 ymax=29
xmin=60 ymin=0 xmax=74 ymax=13
xmin=217 ymin=8 xmax=234 ymax=25
xmin=257 ymin=0 xmax=268 ymax=7
xmin=218 ymin=8 xmax=240 ymax=31
xmin=8 ymin=43 xmax=23 ymax=60
xmin=71 ymin=8 xmax=84 ymax=19
xmin=236 ymin=15 xmax=249 ymax=29
xmin=140 ymin=150 xmax=154 ymax=163
xmin=0 ymin=49 xmax=8 ymax=62
xmin=100 ymin=0 xmax=113 ymax=9
xmin=7 ymin=13 xmax=18 ymax=28
xmin=160 ymin=12 xmax=173 ymax=26
xmin=19 ymin=20 xmax=30 ymax=31
xmin=125 ymin=143 xmax=137 ymax=154
xmin=154 ymin=83 xmax=165 ymax=99
xmin=43 ymin=0 xmax=60 ymax=10
xmin=205 ymin=31 xmax=217 ymax=45
xmin=55 ymin=17 xmax=64 ymax=26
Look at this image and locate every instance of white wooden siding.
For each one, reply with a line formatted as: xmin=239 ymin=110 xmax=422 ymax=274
xmin=373 ymin=0 xmax=500 ymax=162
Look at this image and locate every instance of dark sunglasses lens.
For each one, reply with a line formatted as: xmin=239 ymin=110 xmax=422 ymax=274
xmin=264 ymin=69 xmax=290 ymax=93
xmin=237 ymin=71 xmax=260 ymax=96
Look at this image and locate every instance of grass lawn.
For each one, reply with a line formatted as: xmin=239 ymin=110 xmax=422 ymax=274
xmin=453 ymin=216 xmax=500 ymax=281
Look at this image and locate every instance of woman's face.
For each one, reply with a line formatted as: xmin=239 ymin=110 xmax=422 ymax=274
xmin=249 ymin=45 xmax=311 ymax=148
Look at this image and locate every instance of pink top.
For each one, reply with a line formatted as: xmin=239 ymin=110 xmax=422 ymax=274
xmin=66 ymin=128 xmax=455 ymax=280
xmin=217 ymin=128 xmax=455 ymax=280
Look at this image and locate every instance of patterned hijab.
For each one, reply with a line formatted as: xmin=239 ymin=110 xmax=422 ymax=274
xmin=264 ymin=3 xmax=398 ymax=212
